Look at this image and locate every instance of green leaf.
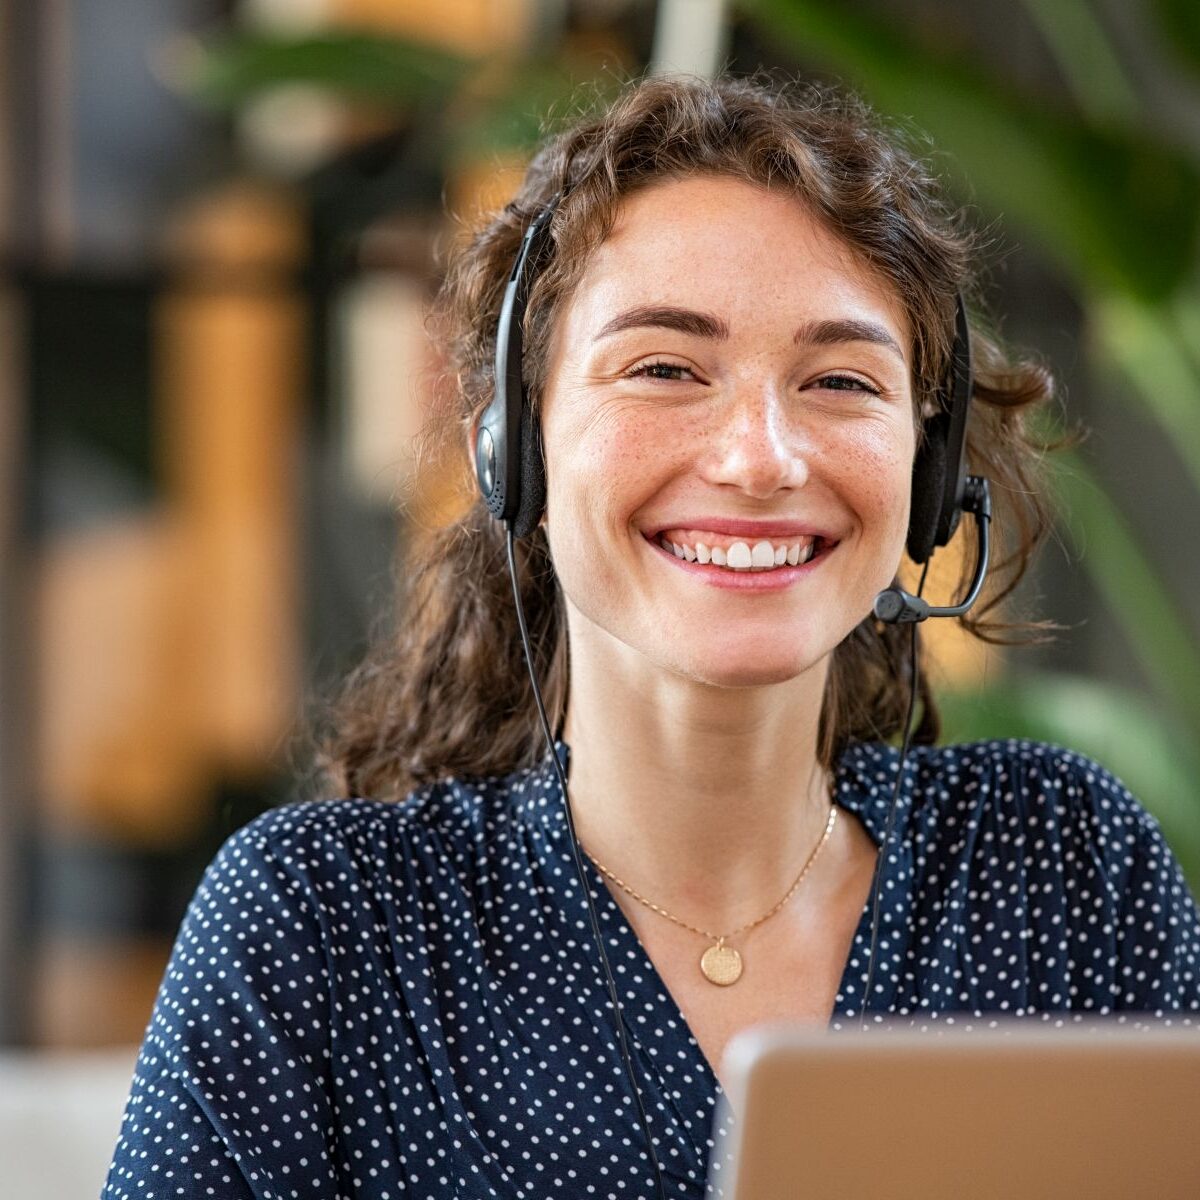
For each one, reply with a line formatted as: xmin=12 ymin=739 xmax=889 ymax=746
xmin=1149 ymin=0 xmax=1200 ymax=78
xmin=1016 ymin=0 xmax=1140 ymax=123
xmin=1052 ymin=448 xmax=1200 ymax=730
xmin=177 ymin=30 xmax=471 ymax=111
xmin=744 ymin=0 xmax=1200 ymax=302
xmin=1092 ymin=292 xmax=1200 ymax=498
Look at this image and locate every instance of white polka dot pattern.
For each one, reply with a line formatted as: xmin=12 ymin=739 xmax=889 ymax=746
xmin=103 ymin=739 xmax=1200 ymax=1198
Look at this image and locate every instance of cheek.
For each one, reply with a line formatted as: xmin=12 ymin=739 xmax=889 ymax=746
xmin=834 ymin=420 xmax=915 ymax=528
xmin=577 ymin=394 xmax=675 ymax=470
xmin=541 ymin=405 xmax=688 ymax=632
xmin=541 ymin=410 xmax=629 ymax=577
xmin=545 ymin=398 xmax=684 ymax=528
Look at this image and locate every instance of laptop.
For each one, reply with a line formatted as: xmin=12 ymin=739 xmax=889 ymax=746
xmin=706 ymin=1021 xmax=1200 ymax=1199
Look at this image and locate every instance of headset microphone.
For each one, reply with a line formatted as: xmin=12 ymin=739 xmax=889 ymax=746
xmin=873 ymin=295 xmax=991 ymax=626
xmin=873 ymin=475 xmax=992 ymax=624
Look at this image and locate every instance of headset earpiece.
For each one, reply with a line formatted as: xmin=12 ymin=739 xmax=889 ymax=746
xmin=474 ymin=198 xmax=558 ymax=537
xmin=906 ymin=296 xmax=972 ymax=563
xmin=877 ymin=297 xmax=991 ymax=624
xmin=907 ymin=424 xmax=947 ymax=564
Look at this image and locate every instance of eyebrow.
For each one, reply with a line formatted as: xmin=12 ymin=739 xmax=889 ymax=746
xmin=594 ymin=306 xmax=907 ymax=363
xmin=795 ymin=318 xmax=906 ymax=362
xmin=595 ymin=305 xmax=730 ymax=341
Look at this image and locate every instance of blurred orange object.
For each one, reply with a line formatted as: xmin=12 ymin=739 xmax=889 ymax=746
xmin=35 ymin=183 xmax=304 ymax=847
xmin=331 ymin=0 xmax=534 ymax=55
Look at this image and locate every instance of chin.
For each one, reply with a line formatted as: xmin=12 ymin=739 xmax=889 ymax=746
xmin=660 ymin=638 xmax=827 ymax=690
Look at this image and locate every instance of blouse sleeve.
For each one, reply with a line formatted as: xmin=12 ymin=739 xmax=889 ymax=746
xmin=102 ymin=812 xmax=344 ymax=1200
xmin=1114 ymin=805 xmax=1200 ymax=1016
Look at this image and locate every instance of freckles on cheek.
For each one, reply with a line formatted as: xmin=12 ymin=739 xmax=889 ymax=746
xmin=837 ymin=425 xmax=913 ymax=533
xmin=848 ymin=417 xmax=913 ymax=474
xmin=608 ymin=429 xmax=660 ymax=487
xmin=573 ymin=408 xmax=668 ymax=500
xmin=577 ymin=399 xmax=658 ymax=460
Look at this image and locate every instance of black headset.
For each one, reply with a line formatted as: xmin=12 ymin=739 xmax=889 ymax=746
xmin=472 ymin=194 xmax=994 ymax=1198
xmin=475 ymin=197 xmax=560 ymax=541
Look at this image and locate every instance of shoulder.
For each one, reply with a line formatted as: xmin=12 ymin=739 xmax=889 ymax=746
xmin=842 ymin=735 xmax=1144 ymax=814
xmin=205 ymin=769 xmax=532 ymax=900
xmin=914 ymin=738 xmax=1154 ymax=838
xmin=920 ymin=739 xmax=1160 ymax=875
xmin=915 ymin=741 xmax=1200 ymax=1011
xmin=246 ymin=772 xmax=516 ymax=845
xmin=840 ymin=737 xmax=1167 ymax=892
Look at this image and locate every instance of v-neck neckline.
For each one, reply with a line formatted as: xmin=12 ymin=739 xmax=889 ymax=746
xmin=510 ymin=740 xmax=919 ymax=1109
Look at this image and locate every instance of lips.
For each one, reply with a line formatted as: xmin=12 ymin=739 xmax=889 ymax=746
xmin=642 ymin=520 xmax=839 ymax=584
xmin=648 ymin=518 xmax=837 ymax=541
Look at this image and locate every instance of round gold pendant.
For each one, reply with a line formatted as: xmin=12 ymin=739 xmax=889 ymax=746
xmin=700 ymin=941 xmax=743 ymax=986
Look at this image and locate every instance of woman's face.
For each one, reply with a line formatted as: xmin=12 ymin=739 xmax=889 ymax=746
xmin=539 ymin=174 xmax=916 ymax=688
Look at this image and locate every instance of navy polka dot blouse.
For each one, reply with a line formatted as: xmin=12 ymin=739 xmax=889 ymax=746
xmin=103 ymin=739 xmax=1200 ymax=1199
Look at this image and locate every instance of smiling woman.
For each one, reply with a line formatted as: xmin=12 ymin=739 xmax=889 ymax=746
xmin=104 ymin=76 xmax=1200 ymax=1200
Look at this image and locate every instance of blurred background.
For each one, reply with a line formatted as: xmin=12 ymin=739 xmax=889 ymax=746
xmin=2 ymin=0 xmax=1199 ymax=1191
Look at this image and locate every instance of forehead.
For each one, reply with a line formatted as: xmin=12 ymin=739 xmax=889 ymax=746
xmin=561 ymin=174 xmax=911 ymax=352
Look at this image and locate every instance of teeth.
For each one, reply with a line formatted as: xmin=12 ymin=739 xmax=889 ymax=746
xmin=660 ymin=533 xmax=824 ymax=571
xmin=750 ymin=540 xmax=775 ymax=569
xmin=726 ymin=542 xmax=752 ymax=570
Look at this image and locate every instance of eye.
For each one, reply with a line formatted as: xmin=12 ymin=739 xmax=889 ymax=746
xmin=626 ymin=360 xmax=695 ymax=382
xmin=811 ymin=373 xmax=882 ymax=396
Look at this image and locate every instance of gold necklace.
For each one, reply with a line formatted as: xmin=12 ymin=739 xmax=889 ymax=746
xmin=585 ymin=803 xmax=838 ymax=986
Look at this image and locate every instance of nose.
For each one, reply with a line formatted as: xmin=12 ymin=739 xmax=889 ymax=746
xmin=703 ymin=380 xmax=811 ymax=499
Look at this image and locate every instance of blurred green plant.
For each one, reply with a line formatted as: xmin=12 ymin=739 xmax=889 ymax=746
xmin=178 ymin=6 xmax=1200 ymax=877
xmin=747 ymin=0 xmax=1200 ymax=302
xmin=180 ymin=30 xmax=472 ymax=108
xmin=1151 ymin=0 xmax=1200 ymax=77
xmin=169 ymin=27 xmax=623 ymax=178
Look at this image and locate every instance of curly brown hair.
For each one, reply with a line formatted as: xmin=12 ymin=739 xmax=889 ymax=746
xmin=318 ymin=74 xmax=1057 ymax=801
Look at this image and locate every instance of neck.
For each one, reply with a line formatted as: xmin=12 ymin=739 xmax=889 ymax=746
xmin=560 ymin=615 xmax=834 ymax=934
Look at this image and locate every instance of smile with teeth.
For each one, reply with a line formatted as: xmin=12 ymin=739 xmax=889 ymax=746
xmin=655 ymin=530 xmax=823 ymax=571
